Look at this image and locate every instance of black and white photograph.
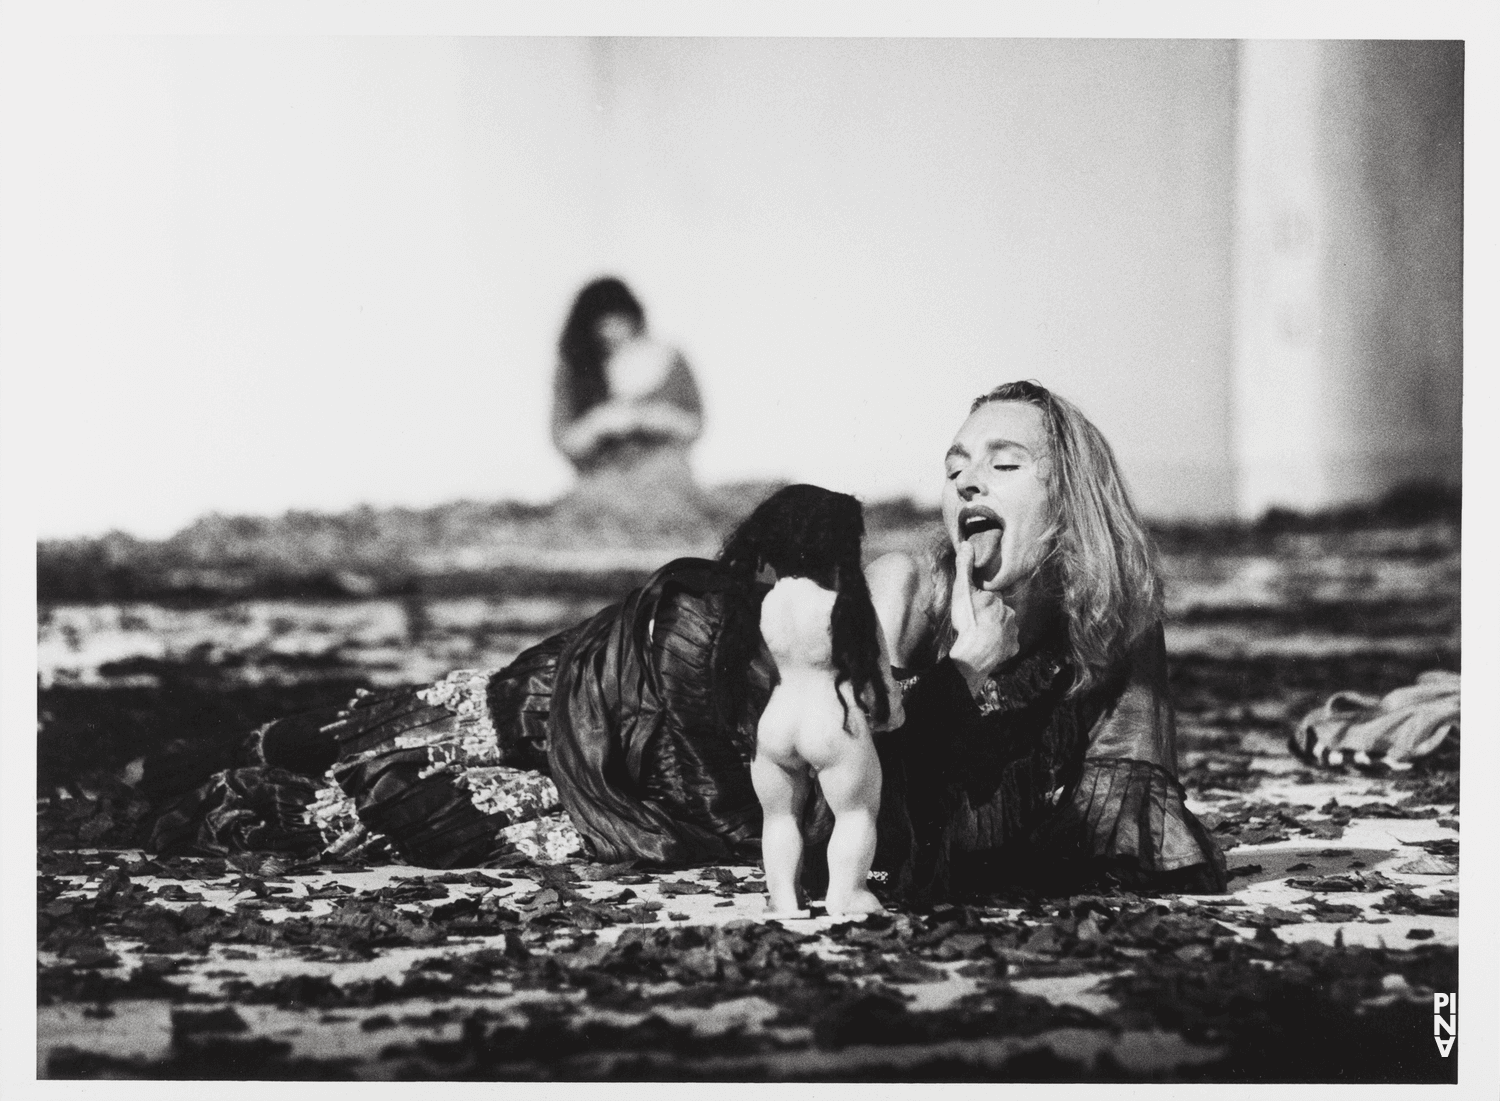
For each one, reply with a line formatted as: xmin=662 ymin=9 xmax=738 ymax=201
xmin=3 ymin=3 xmax=1493 ymax=1090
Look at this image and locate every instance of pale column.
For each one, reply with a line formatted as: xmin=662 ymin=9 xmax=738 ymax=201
xmin=1231 ymin=40 xmax=1330 ymax=516
xmin=1231 ymin=40 xmax=1463 ymax=517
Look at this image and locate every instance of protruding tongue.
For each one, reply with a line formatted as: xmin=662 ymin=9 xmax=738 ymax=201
xmin=966 ymin=526 xmax=1002 ymax=577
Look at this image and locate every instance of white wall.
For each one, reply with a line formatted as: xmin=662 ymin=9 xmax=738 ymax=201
xmin=590 ymin=38 xmax=1240 ymax=519
xmin=1318 ymin=40 xmax=1463 ymax=501
xmin=24 ymin=38 xmax=1463 ymax=536
xmin=14 ymin=37 xmax=605 ymax=536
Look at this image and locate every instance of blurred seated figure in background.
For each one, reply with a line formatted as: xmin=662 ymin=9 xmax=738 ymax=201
xmin=551 ymin=277 xmax=706 ymax=542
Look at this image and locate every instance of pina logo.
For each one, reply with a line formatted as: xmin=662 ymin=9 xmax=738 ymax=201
xmin=1433 ymin=993 xmax=1456 ymax=1057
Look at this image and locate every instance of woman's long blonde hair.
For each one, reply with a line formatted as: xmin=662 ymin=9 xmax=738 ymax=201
xmin=931 ymin=380 xmax=1162 ymax=696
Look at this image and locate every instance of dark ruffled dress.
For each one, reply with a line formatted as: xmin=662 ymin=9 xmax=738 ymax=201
xmin=879 ymin=623 xmax=1227 ymax=899
xmin=150 ymin=558 xmax=1226 ymax=897
xmin=151 ymin=559 xmax=775 ymax=871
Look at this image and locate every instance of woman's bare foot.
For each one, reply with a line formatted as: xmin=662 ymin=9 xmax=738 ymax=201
xmin=824 ymin=887 xmax=885 ymax=917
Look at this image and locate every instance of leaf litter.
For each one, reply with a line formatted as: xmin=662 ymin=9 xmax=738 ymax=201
xmin=37 ymin=517 xmax=1460 ymax=1081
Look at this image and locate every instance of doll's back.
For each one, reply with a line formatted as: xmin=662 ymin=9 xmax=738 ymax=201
xmin=759 ymin=576 xmax=836 ymax=673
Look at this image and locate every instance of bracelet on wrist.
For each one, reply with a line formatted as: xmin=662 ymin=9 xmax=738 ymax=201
xmin=974 ymin=678 xmax=1004 ymax=716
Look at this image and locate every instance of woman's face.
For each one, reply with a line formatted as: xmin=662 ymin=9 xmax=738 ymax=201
xmin=942 ymin=400 xmax=1053 ymax=595
xmin=595 ymin=313 xmax=639 ymax=353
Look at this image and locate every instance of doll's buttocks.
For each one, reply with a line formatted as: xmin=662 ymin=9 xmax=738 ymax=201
xmin=757 ymin=576 xmax=863 ymax=769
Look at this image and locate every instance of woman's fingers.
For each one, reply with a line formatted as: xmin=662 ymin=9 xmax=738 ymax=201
xmin=954 ymin=542 xmax=1008 ymax=630
xmin=970 ymin=588 xmax=1014 ymax=646
xmin=948 ymin=540 xmax=1022 ymax=690
xmin=951 ymin=542 xmax=976 ymax=633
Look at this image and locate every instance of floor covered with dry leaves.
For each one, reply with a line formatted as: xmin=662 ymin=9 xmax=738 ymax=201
xmin=37 ymin=516 xmax=1459 ymax=1081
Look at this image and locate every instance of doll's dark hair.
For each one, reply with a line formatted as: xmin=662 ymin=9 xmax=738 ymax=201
xmin=558 ymin=277 xmax=646 ymax=415
xmin=720 ymin=484 xmax=890 ymax=730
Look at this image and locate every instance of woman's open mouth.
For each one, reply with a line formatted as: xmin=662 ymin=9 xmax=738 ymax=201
xmin=957 ymin=506 xmax=1005 ymax=573
xmin=958 ymin=506 xmax=1004 ymax=541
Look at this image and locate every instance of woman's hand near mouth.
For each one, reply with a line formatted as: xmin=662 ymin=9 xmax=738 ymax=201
xmin=948 ymin=541 xmax=1020 ymax=697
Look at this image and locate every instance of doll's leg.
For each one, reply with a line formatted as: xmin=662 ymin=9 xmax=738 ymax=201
xmin=751 ymin=750 xmax=812 ymax=915
xmin=817 ymin=733 xmax=885 ymax=916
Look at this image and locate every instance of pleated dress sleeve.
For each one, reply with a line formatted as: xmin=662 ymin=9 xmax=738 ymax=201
xmin=876 ymin=623 xmax=1227 ymax=899
xmin=1057 ymin=624 xmax=1227 ymax=891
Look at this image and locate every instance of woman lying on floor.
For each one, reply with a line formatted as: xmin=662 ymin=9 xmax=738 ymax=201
xmin=150 ymin=381 xmax=1226 ymax=901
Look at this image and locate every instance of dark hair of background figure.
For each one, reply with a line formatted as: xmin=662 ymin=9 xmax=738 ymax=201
xmin=720 ymin=484 xmax=891 ymax=730
xmin=558 ymin=277 xmax=646 ymax=415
